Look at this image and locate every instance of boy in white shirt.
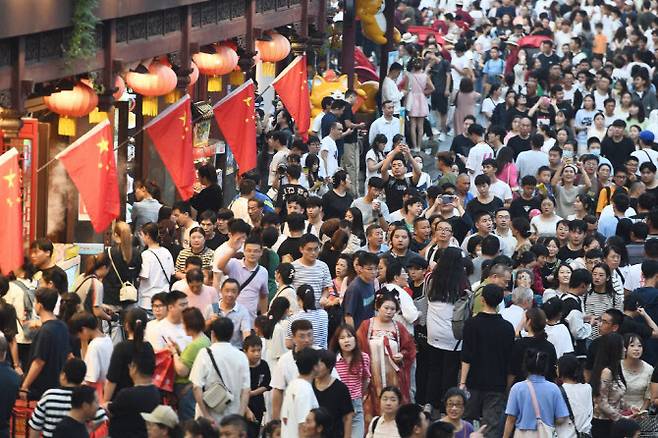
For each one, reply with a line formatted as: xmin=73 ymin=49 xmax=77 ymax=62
xmin=280 ymin=348 xmax=320 ymax=438
xmin=465 ymin=124 xmax=494 ymax=181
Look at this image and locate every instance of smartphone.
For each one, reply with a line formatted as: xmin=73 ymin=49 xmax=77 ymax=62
xmin=441 ymin=195 xmax=455 ymax=203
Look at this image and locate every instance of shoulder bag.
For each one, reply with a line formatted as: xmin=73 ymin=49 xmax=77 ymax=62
xmin=148 ymin=249 xmax=172 ymax=292
xmin=559 ymin=386 xmax=591 ymax=438
xmin=515 ymin=379 xmax=555 ymax=438
xmin=108 ymin=248 xmax=138 ymax=303
xmin=202 ymin=347 xmax=234 ymax=413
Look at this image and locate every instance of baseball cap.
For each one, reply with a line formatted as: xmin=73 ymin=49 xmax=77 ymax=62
xmin=408 ymin=256 xmax=429 ymax=270
xmin=640 ymin=130 xmax=655 ymax=144
xmin=141 ymin=405 xmax=179 ymax=429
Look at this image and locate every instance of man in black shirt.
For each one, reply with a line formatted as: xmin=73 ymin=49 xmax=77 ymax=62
xmin=509 ymin=176 xmax=540 ymax=219
xmin=52 ymin=386 xmax=97 ymax=438
xmin=557 ymin=219 xmax=586 ymax=264
xmin=602 ymin=119 xmax=635 ymax=172
xmin=21 ymin=288 xmax=71 ymax=400
xmin=460 ymin=284 xmax=514 ymax=437
xmin=277 ymin=213 xmax=306 ymax=261
xmin=534 ymin=40 xmax=560 ymax=71
xmin=380 ymin=144 xmax=422 ymax=212
xmin=322 ymin=170 xmax=354 ymax=220
xmin=275 ymin=164 xmax=309 ymax=214
xmin=190 ymin=163 xmax=223 ymax=214
xmin=341 ymin=91 xmax=366 ymax=197
xmin=506 ymin=117 xmax=532 ymax=159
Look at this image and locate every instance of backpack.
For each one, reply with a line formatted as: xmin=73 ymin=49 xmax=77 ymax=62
xmin=11 ymin=280 xmax=35 ymax=321
xmin=451 ymin=288 xmax=475 ymax=341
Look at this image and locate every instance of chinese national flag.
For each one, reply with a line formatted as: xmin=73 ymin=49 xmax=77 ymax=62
xmin=0 ymin=148 xmax=23 ymax=273
xmin=145 ymin=95 xmax=195 ymax=200
xmin=272 ymin=55 xmax=311 ymax=140
xmin=213 ymin=80 xmax=257 ymax=175
xmin=57 ymin=119 xmax=120 ymax=233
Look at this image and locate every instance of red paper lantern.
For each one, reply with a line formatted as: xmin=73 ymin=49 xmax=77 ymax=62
xmin=44 ymin=81 xmax=98 ymax=136
xmin=113 ymin=75 xmax=126 ymax=100
xmin=125 ymin=60 xmax=177 ymax=116
xmin=192 ymin=46 xmax=238 ymax=92
xmin=255 ymin=33 xmax=291 ymax=76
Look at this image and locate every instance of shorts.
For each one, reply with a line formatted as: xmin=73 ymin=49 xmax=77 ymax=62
xmin=431 ymin=92 xmax=448 ymax=114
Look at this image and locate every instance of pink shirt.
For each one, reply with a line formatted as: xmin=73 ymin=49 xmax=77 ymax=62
xmin=335 ymin=352 xmax=371 ymax=400
xmin=184 ymin=285 xmax=219 ymax=312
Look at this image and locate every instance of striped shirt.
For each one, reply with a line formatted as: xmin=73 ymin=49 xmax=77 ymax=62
xmin=291 ymin=259 xmax=333 ymax=308
xmin=584 ymin=289 xmax=624 ymax=339
xmin=175 ymin=247 xmax=214 ymax=273
xmin=286 ymin=309 xmax=330 ymax=349
xmin=28 ymin=387 xmax=108 ymax=437
xmin=335 ymin=352 xmax=371 ymax=400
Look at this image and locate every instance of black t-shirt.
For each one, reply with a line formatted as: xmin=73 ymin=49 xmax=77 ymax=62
xmin=535 ymin=52 xmax=561 ymax=70
xmin=52 ymin=416 xmax=88 ymax=438
xmin=602 ymin=137 xmax=635 ymax=172
xmin=313 ymin=378 xmax=354 ymax=438
xmin=277 ymin=237 xmax=303 ymax=261
xmin=109 ymin=384 xmax=161 ymax=438
xmin=507 ymin=135 xmax=531 ymax=159
xmin=449 ymin=135 xmax=475 ymax=160
xmin=106 ymin=341 xmax=155 ymax=400
xmin=557 ymin=245 xmax=584 ymax=264
xmin=29 ymin=319 xmax=71 ymax=400
xmin=322 ymin=190 xmax=354 ymax=220
xmin=276 ymin=184 xmax=309 ymax=210
xmin=248 ymin=360 xmax=271 ymax=420
xmin=205 ymin=233 xmax=224 ymax=250
xmin=409 ymin=238 xmax=429 ymax=253
xmin=190 ymin=184 xmax=223 ymax=214
xmin=509 ymin=337 xmax=558 ymax=383
xmin=532 ymin=106 xmax=556 ymax=128
xmin=465 ymin=196 xmax=504 ymax=219
xmin=384 ymin=177 xmax=411 ymax=213
xmin=509 ymin=196 xmax=540 ymax=220
xmin=340 ymin=106 xmax=358 ymax=144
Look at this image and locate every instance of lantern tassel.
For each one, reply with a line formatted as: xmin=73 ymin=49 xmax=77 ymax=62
xmin=229 ymin=71 xmax=244 ymax=87
xmin=89 ymin=108 xmax=108 ymax=123
xmin=58 ymin=116 xmax=76 ymax=136
xmin=142 ymin=96 xmax=159 ymax=116
xmin=262 ymin=62 xmax=275 ymax=77
xmin=208 ymin=76 xmax=222 ymax=92
xmin=165 ymin=89 xmax=181 ymax=104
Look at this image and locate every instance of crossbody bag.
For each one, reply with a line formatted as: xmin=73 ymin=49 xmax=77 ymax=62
xmin=559 ymin=386 xmax=591 ymax=438
xmin=108 ymin=248 xmax=138 ymax=303
xmin=202 ymin=347 xmax=234 ymax=412
xmin=148 ymin=249 xmax=172 ymax=292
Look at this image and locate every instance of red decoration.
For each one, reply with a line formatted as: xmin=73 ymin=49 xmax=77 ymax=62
xmin=272 ymin=55 xmax=311 ymax=141
xmin=255 ymin=33 xmax=291 ymax=63
xmin=213 ymin=80 xmax=257 ymax=175
xmin=192 ymin=45 xmax=238 ymax=92
xmin=0 ymin=148 xmax=22 ymax=273
xmin=56 ymin=120 xmax=119 ymax=232
xmin=125 ymin=60 xmax=178 ymax=115
xmin=113 ymin=76 xmax=126 ymax=100
xmin=144 ymin=95 xmax=195 ymax=200
xmin=44 ymin=81 xmax=99 ymax=136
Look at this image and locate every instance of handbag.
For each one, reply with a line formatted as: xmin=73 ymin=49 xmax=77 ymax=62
xmin=514 ymin=380 xmax=556 ymax=438
xmin=153 ymin=349 xmax=175 ymax=393
xmin=107 ymin=248 xmax=138 ymax=303
xmin=559 ymin=386 xmax=591 ymax=438
xmin=202 ymin=347 xmax=234 ymax=413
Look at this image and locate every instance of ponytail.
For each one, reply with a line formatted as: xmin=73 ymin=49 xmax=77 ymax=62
xmin=125 ymin=307 xmax=148 ymax=347
xmin=297 ymin=284 xmax=316 ymax=311
xmin=264 ymin=297 xmax=290 ymax=339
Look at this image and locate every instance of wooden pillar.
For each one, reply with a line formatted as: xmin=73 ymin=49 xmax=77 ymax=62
xmin=342 ymin=0 xmax=356 ymax=90
xmin=101 ymin=20 xmax=116 ymax=107
xmin=11 ymin=36 xmax=25 ymax=113
xmin=178 ymin=5 xmax=193 ymax=93
xmin=301 ymin=0 xmax=309 ymax=38
xmin=317 ymin=0 xmax=327 ymax=34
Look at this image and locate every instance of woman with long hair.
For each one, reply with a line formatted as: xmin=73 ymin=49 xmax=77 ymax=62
xmin=357 ymin=291 xmax=416 ymax=422
xmin=604 ymin=243 xmax=627 ymax=297
xmin=509 ymin=308 xmax=558 ymax=384
xmin=345 ymin=207 xmax=366 ymax=246
xmin=103 ymin=221 xmax=142 ymax=342
xmin=405 ymin=57 xmax=434 ymax=150
xmin=423 ymin=247 xmax=470 ymax=412
xmin=585 ymin=263 xmax=623 ymax=339
xmin=481 ymin=84 xmax=504 ymax=127
xmin=71 ymin=253 xmax=113 ymax=322
xmin=591 ymin=333 xmax=633 ymax=438
xmin=103 ymin=307 xmax=152 ymax=402
xmin=453 ymin=77 xmax=481 ymax=137
xmin=495 ymin=146 xmax=519 ymax=191
xmin=331 ymin=324 xmax=371 ymax=438
xmin=568 ymin=193 xmax=594 ymax=220
xmin=271 ymin=263 xmax=297 ymax=313
xmin=333 ymin=254 xmax=356 ymax=299
xmin=543 ymin=263 xmax=573 ymax=302
xmin=575 ymin=94 xmax=598 ymax=152
xmin=287 ymin=284 xmax=329 ymax=349
xmin=365 ymin=134 xmax=387 ymax=185
xmin=621 ymin=334 xmax=653 ymax=412
xmin=530 ymin=197 xmax=563 ymax=238
xmin=58 ymin=292 xmax=83 ymax=357
xmin=319 ymin=229 xmax=349 ymax=278
xmin=264 ymin=296 xmax=291 ymax=371
xmin=539 ymin=237 xmax=562 ymax=288
xmin=511 ymin=218 xmax=532 ymax=260
xmin=550 ymin=162 xmax=592 ymax=219
xmin=627 ymin=102 xmax=647 ymax=129
xmin=301 ymin=153 xmax=326 ymax=196
xmin=503 ymin=349 xmax=569 ymax=437
xmin=157 ymin=218 xmax=182 ymax=262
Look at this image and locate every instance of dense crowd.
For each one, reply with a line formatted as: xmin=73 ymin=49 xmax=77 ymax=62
xmin=1 ymin=0 xmax=658 ymax=437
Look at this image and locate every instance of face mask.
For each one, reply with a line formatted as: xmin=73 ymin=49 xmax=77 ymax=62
xmin=563 ymin=150 xmax=574 ymax=159
xmin=590 ymin=148 xmax=601 ymax=156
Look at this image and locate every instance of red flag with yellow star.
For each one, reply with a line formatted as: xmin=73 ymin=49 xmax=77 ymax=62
xmin=0 ymin=148 xmax=23 ymax=273
xmin=145 ymin=95 xmax=195 ymax=199
xmin=56 ymin=119 xmax=119 ymax=233
xmin=272 ymin=55 xmax=311 ymax=141
xmin=212 ymin=80 xmax=257 ymax=175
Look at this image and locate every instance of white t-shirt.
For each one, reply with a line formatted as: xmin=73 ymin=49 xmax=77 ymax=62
xmin=280 ymin=378 xmax=319 ymax=438
xmin=466 ymin=142 xmax=494 ymax=178
xmin=138 ymin=247 xmax=175 ymax=310
xmin=311 ymin=112 xmax=325 ymax=134
xmin=632 ymin=149 xmax=658 ymax=170
xmin=319 ymin=136 xmax=339 ymax=178
xmin=624 ymin=263 xmax=643 ymax=292
xmin=500 ymin=304 xmax=525 ymax=331
xmin=269 ymin=148 xmax=290 ymax=186
xmin=530 ymin=214 xmax=563 ymax=237
xmin=84 ymin=336 xmax=113 ymax=383
xmin=545 ymin=323 xmax=574 ymax=359
xmin=147 ymin=318 xmax=191 ymax=352
xmin=426 ymin=301 xmax=461 ymax=351
xmin=365 ymin=149 xmax=385 ymax=184
xmin=451 ymin=52 xmax=474 ymax=90
xmin=555 ymin=383 xmax=593 ymax=436
xmin=471 ymin=179 xmax=512 ymax=201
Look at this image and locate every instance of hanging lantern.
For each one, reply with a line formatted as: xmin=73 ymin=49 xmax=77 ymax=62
xmin=189 ymin=61 xmax=199 ymax=86
xmin=229 ymin=68 xmax=244 ymax=86
xmin=113 ymin=75 xmax=126 ymax=100
xmin=192 ymin=46 xmax=238 ymax=92
xmin=125 ymin=60 xmax=177 ymax=116
xmin=44 ymin=81 xmax=98 ymax=136
xmin=255 ymin=33 xmax=291 ymax=77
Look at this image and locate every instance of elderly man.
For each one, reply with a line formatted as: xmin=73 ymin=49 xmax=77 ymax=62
xmin=500 ymin=287 xmax=534 ymax=334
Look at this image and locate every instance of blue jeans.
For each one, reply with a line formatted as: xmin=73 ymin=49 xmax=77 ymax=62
xmin=174 ymin=382 xmax=196 ymax=422
xmin=352 ymin=398 xmax=364 ymax=438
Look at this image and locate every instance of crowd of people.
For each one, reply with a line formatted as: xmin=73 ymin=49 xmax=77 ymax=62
xmin=1 ymin=0 xmax=658 ymax=437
